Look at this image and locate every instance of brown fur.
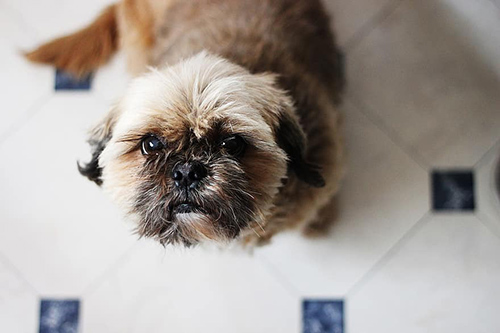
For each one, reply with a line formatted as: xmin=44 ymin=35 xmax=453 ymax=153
xmin=25 ymin=5 xmax=119 ymax=77
xmin=92 ymin=58 xmax=297 ymax=246
xmin=27 ymin=0 xmax=345 ymax=246
xmin=117 ymin=0 xmax=158 ymax=74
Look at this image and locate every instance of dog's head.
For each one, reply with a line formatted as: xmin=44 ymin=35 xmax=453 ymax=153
xmin=79 ymin=53 xmax=324 ymax=246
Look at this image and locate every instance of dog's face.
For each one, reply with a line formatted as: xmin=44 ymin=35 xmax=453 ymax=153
xmin=79 ymin=53 xmax=324 ymax=246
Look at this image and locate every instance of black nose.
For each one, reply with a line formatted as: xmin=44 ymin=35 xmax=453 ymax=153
xmin=172 ymin=162 xmax=207 ymax=189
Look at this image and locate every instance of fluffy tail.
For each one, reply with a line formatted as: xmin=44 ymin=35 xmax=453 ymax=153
xmin=25 ymin=4 xmax=118 ymax=77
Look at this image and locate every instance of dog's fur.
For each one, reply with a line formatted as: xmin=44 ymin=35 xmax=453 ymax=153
xmin=27 ymin=0 xmax=345 ymax=246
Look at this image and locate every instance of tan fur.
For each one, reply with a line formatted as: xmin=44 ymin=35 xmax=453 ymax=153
xmin=25 ymin=5 xmax=119 ymax=77
xmin=28 ymin=0 xmax=345 ymax=246
xmin=116 ymin=0 xmax=158 ymax=74
xmin=96 ymin=54 xmax=291 ymax=245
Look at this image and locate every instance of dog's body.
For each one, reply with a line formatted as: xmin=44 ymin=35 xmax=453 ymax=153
xmin=27 ymin=0 xmax=345 ymax=246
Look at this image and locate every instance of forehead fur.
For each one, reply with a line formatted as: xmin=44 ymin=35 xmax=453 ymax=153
xmin=110 ymin=52 xmax=291 ymax=145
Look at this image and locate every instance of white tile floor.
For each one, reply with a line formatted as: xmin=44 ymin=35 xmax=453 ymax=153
xmin=0 ymin=0 xmax=499 ymax=332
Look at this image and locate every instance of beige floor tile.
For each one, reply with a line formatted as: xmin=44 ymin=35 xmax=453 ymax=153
xmin=0 ymin=257 xmax=38 ymax=333
xmin=347 ymin=0 xmax=500 ymax=167
xmin=255 ymin=101 xmax=428 ymax=297
xmin=83 ymin=241 xmax=299 ymax=333
xmin=322 ymin=0 xmax=396 ymax=46
xmin=0 ymin=94 xmax=136 ymax=295
xmin=348 ymin=215 xmax=500 ymax=333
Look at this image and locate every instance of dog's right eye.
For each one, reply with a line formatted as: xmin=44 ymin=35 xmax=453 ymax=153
xmin=220 ymin=135 xmax=247 ymax=157
xmin=141 ymin=135 xmax=164 ymax=155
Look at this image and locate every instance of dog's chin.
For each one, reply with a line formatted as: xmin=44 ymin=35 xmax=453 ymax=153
xmin=136 ymin=201 xmax=245 ymax=247
xmin=171 ymin=204 xmax=206 ymax=225
xmin=168 ymin=210 xmax=237 ymax=247
xmin=173 ymin=211 xmax=206 ymax=224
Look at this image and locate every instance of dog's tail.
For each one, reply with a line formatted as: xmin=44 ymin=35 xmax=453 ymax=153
xmin=25 ymin=4 xmax=118 ymax=77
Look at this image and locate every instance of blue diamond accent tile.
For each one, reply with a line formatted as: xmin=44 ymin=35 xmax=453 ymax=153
xmin=432 ymin=170 xmax=475 ymax=211
xmin=39 ymin=299 xmax=80 ymax=333
xmin=55 ymin=69 xmax=92 ymax=91
xmin=303 ymin=300 xmax=344 ymax=333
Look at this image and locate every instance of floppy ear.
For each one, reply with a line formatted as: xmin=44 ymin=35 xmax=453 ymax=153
xmin=78 ymin=108 xmax=118 ymax=185
xmin=276 ymin=112 xmax=325 ymax=188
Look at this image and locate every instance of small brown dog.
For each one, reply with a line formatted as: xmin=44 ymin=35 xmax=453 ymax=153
xmin=27 ymin=0 xmax=345 ymax=246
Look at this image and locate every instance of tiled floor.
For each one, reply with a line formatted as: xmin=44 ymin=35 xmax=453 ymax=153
xmin=0 ymin=0 xmax=499 ymax=332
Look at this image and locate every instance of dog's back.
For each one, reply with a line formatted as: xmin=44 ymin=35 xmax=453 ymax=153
xmin=149 ymin=0 xmax=344 ymax=104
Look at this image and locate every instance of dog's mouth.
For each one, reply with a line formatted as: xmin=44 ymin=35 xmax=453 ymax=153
xmin=171 ymin=202 xmax=206 ymax=215
xmin=136 ymin=194 xmax=252 ymax=246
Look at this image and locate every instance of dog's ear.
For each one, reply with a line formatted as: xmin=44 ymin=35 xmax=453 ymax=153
xmin=276 ymin=112 xmax=325 ymax=188
xmin=78 ymin=108 xmax=118 ymax=185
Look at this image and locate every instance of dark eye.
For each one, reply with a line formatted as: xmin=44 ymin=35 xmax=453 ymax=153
xmin=221 ymin=135 xmax=247 ymax=157
xmin=141 ymin=135 xmax=164 ymax=155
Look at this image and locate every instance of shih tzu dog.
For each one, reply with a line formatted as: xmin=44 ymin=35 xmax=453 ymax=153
xmin=26 ymin=0 xmax=345 ymax=246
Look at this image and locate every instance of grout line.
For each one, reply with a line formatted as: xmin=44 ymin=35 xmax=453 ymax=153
xmin=346 ymin=211 xmax=431 ymax=298
xmin=81 ymin=243 xmax=139 ymax=297
xmin=0 ymin=251 xmax=39 ymax=296
xmin=474 ymin=136 xmax=500 ymax=170
xmin=343 ymin=0 xmax=406 ymax=52
xmin=476 ymin=212 xmax=500 ymax=241
xmin=255 ymin=253 xmax=302 ymax=298
xmin=346 ymin=95 xmax=430 ymax=171
xmin=0 ymin=94 xmax=53 ymax=148
xmin=490 ymin=0 xmax=500 ymax=11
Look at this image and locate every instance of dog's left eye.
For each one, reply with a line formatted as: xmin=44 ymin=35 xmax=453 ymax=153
xmin=141 ymin=135 xmax=164 ymax=155
xmin=221 ymin=135 xmax=247 ymax=157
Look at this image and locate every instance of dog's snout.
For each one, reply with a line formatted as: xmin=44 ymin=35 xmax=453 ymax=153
xmin=172 ymin=162 xmax=207 ymax=189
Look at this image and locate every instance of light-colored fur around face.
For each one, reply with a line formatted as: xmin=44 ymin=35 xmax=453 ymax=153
xmin=99 ymin=53 xmax=297 ymax=244
xmin=101 ymin=52 xmax=289 ymax=204
xmin=27 ymin=0 xmax=345 ymax=246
